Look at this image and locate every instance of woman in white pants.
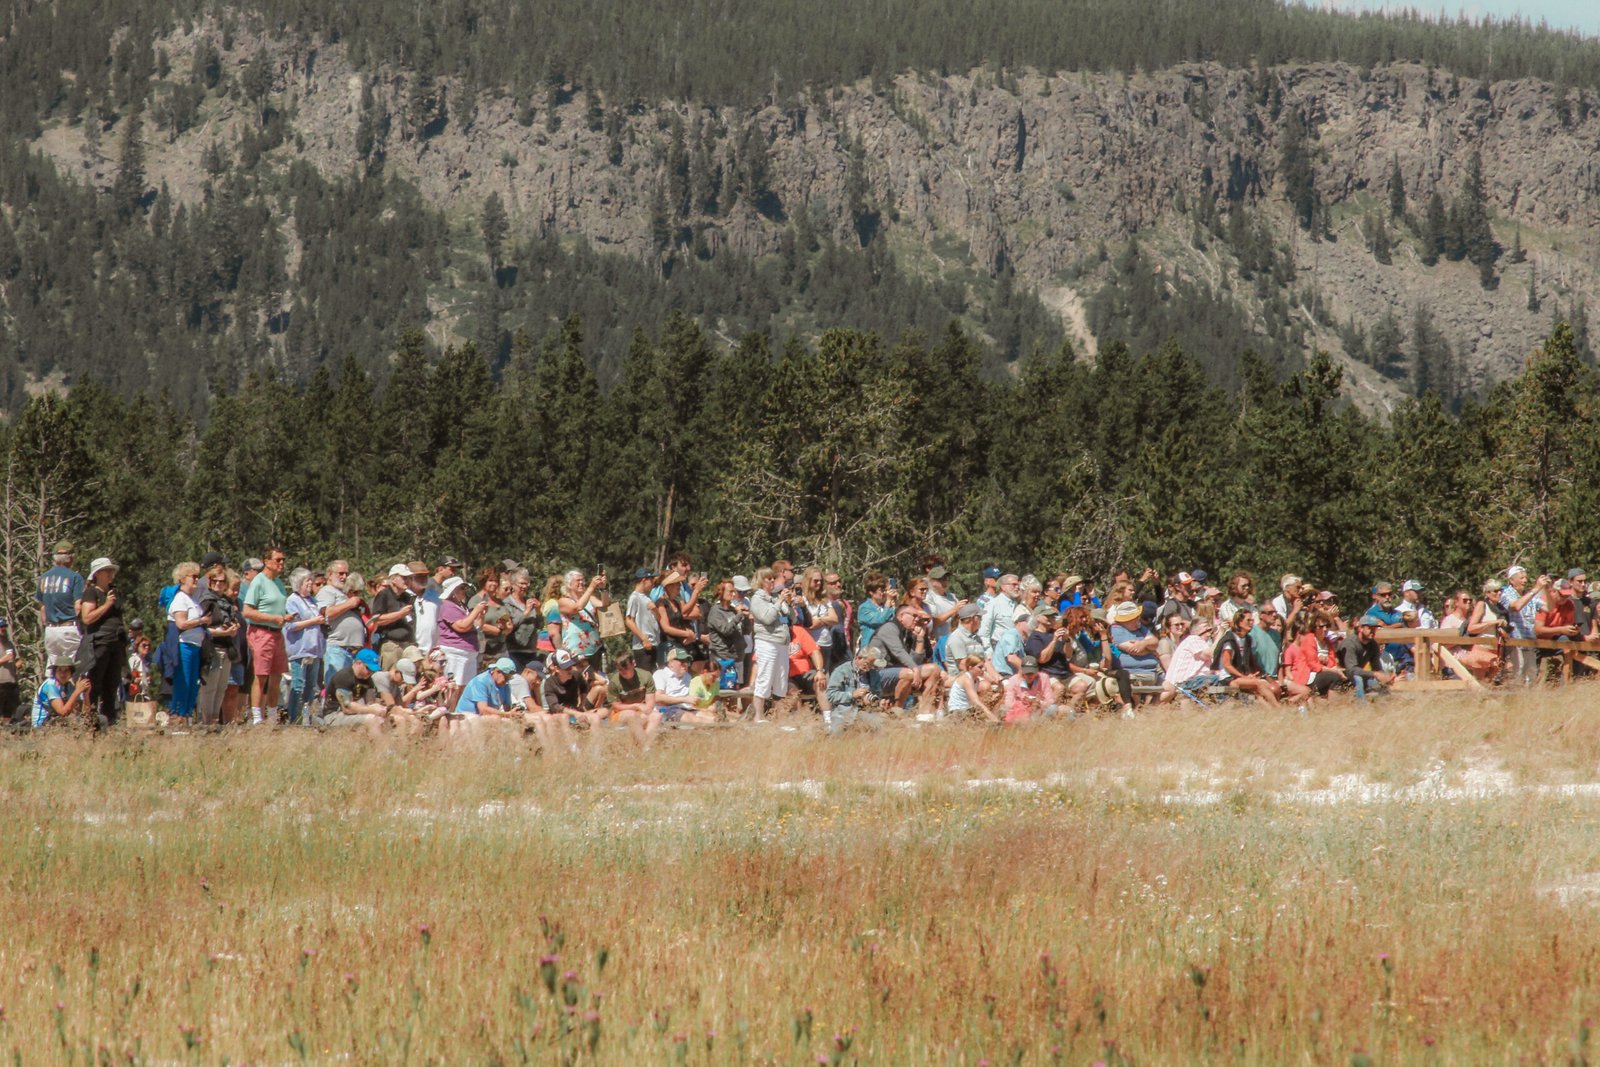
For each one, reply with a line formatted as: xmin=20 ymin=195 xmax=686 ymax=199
xmin=748 ymin=567 xmax=793 ymax=723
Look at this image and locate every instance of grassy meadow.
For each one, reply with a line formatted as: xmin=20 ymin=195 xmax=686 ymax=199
xmin=8 ymin=692 xmax=1600 ymax=1064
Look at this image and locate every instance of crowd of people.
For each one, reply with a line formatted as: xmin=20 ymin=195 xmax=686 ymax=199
xmin=16 ymin=540 xmax=1596 ymax=741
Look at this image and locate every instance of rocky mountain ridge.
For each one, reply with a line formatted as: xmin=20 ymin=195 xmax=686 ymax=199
xmin=36 ymin=25 xmax=1600 ymax=408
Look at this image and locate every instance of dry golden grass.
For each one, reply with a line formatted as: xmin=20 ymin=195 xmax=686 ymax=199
xmin=8 ymin=687 xmax=1600 ymax=1064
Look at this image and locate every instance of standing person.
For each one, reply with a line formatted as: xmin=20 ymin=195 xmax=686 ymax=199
xmin=1499 ymin=566 xmax=1547 ymax=686
xmin=625 ymin=568 xmax=663 ymax=671
xmin=705 ymin=579 xmax=748 ymax=690
xmin=504 ymin=569 xmax=541 ymax=671
xmin=468 ymin=569 xmax=514 ymax=661
xmin=1568 ymin=568 xmax=1595 ymax=641
xmin=798 ymin=567 xmax=840 ymax=670
xmin=1217 ymin=572 xmax=1257 ymax=626
xmin=195 ymin=555 xmax=239 ymax=726
xmin=923 ymin=567 xmax=967 ymax=665
xmin=370 ymin=564 xmax=418 ymax=669
xmin=560 ymin=569 xmax=610 ymax=670
xmin=76 ymin=557 xmax=127 ymax=728
xmin=975 ymin=566 xmax=1002 ymax=612
xmin=0 ymin=619 xmax=17 ymax=724
xmin=165 ymin=562 xmax=209 ymax=721
xmin=979 ymin=574 xmax=1021 ymax=653
xmin=434 ymin=575 xmax=488 ymax=706
xmin=316 ymin=560 xmax=365 ymax=675
xmin=240 ymin=547 xmax=291 ymax=725
xmin=856 ymin=573 xmax=895 ymax=652
xmin=36 ymin=540 xmax=85 ymax=671
xmin=654 ymin=570 xmax=698 ymax=659
xmin=749 ymin=567 xmax=792 ymax=723
xmin=284 ymin=568 xmax=327 ymax=725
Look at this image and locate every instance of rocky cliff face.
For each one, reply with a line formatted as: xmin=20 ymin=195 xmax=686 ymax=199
xmin=39 ymin=27 xmax=1600 ymax=406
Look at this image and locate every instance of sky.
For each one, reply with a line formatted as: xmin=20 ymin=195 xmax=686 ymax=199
xmin=1320 ymin=0 xmax=1600 ymax=36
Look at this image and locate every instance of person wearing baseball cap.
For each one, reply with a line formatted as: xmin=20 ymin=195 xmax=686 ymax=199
xmin=35 ymin=540 xmax=85 ymax=671
xmin=371 ymin=564 xmax=419 ymax=670
xmin=1001 ymin=655 xmax=1057 ymax=723
xmin=427 ymin=557 xmax=465 ymax=597
xmin=318 ymin=648 xmax=386 ymax=732
xmin=626 ymin=567 xmax=663 ymax=670
xmin=976 ymin=566 xmax=1003 ymax=612
xmin=455 ymin=656 xmax=518 ymax=718
xmin=944 ymin=601 xmax=985 ymax=675
xmin=1398 ymin=579 xmax=1436 ymax=629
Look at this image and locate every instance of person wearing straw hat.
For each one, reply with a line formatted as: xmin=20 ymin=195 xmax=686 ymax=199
xmin=76 ymin=556 xmax=127 ymax=727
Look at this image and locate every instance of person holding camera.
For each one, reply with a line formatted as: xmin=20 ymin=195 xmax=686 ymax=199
xmin=748 ymin=567 xmax=792 ymax=722
xmin=1498 ymin=566 xmax=1546 ymax=686
xmin=75 ymin=557 xmax=127 ymax=728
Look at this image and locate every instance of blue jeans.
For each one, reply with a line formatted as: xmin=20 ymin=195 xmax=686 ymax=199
xmin=288 ymin=657 xmax=325 ymax=724
xmin=171 ymin=642 xmax=202 ymax=717
xmin=324 ymin=644 xmax=353 ymax=678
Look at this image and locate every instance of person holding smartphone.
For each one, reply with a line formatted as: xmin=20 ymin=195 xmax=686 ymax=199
xmin=76 ymin=557 xmax=126 ymax=728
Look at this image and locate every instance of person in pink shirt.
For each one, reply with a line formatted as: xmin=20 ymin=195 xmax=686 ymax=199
xmin=1002 ymin=657 xmax=1057 ymax=723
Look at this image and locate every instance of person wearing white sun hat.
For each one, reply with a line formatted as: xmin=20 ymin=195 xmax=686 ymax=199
xmin=76 ymin=556 xmax=127 ymax=727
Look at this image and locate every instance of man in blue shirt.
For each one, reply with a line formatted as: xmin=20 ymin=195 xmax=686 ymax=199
xmin=457 ymin=657 xmax=516 ymax=715
xmin=35 ymin=540 xmax=85 ymax=668
xmin=974 ymin=566 xmax=1002 ymax=612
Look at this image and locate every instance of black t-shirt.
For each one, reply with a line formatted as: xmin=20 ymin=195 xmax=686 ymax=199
xmin=328 ymin=666 xmax=374 ymax=708
xmin=370 ymin=588 xmax=415 ymax=644
xmin=1023 ymin=631 xmax=1073 ymax=678
xmin=79 ymin=585 xmax=126 ymax=650
xmin=1573 ymin=595 xmax=1594 ymax=636
xmin=540 ymin=672 xmax=588 ymax=711
xmin=1215 ymin=631 xmax=1259 ymax=675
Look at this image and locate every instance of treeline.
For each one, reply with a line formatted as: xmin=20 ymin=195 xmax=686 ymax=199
xmin=0 ymin=131 xmax=1059 ymax=415
xmin=6 ymin=0 xmax=1600 ymax=128
xmin=5 ymin=314 xmax=1597 ymax=658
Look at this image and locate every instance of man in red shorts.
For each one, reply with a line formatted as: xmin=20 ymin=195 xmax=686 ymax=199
xmin=241 ymin=546 xmax=291 ymax=725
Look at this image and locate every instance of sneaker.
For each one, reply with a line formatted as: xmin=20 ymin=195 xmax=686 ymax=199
xmin=1297 ymin=703 xmax=1308 ymax=716
xmin=1120 ymin=705 xmax=1136 ymax=720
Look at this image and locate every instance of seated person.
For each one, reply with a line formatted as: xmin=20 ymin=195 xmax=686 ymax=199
xmin=1437 ymin=589 xmax=1501 ymax=683
xmin=989 ymin=607 xmax=1030 ymax=678
xmin=825 ymin=646 xmax=888 ymax=733
xmin=1023 ymin=607 xmax=1081 ymax=707
xmin=606 ymin=650 xmax=662 ymax=744
xmin=1282 ymin=609 xmax=1347 ymax=696
xmin=1110 ymin=601 xmax=1171 ymax=700
xmin=1215 ymin=610 xmax=1309 ymax=705
xmin=449 ymin=657 xmax=522 ymax=741
xmin=1339 ymin=617 xmax=1397 ymax=699
xmin=688 ymin=661 xmax=730 ymax=719
xmin=322 ymin=649 xmax=387 ymax=733
xmin=541 ymin=650 xmax=608 ymax=727
xmin=867 ymin=603 xmax=945 ymax=711
xmin=32 ymin=660 xmax=90 ymax=729
xmin=787 ymin=621 xmax=831 ymax=720
xmin=1162 ymin=618 xmax=1230 ymax=700
xmin=651 ymin=648 xmax=717 ymax=724
xmin=944 ymin=604 xmax=987 ymax=678
xmin=1001 ymin=656 xmax=1058 ymax=723
xmin=943 ymin=653 xmax=1000 ymax=723
xmin=509 ymin=660 xmax=573 ymax=753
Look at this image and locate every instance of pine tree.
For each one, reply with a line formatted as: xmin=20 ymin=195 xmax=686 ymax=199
xmin=1527 ymin=265 xmax=1540 ymax=312
xmin=111 ymin=107 xmax=146 ymax=221
xmin=1279 ymin=109 xmax=1319 ymax=233
xmin=1420 ymin=192 xmax=1447 ymax=266
xmin=480 ymin=192 xmax=508 ymax=279
xmin=1507 ymin=226 xmax=1526 ymax=264
xmin=1387 ymin=155 xmax=1406 ymax=219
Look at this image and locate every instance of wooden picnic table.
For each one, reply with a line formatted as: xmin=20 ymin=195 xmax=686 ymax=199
xmin=1374 ymin=627 xmax=1600 ymax=691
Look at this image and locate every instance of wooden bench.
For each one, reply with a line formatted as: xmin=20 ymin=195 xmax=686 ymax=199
xmin=1375 ymin=627 xmax=1600 ymax=691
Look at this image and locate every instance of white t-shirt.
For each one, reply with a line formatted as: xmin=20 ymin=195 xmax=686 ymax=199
xmin=803 ymin=597 xmax=835 ymax=648
xmin=413 ymin=591 xmax=439 ymax=652
xmin=653 ymin=666 xmax=692 ymax=705
xmin=924 ymin=589 xmax=957 ymax=640
xmin=168 ymin=590 xmax=205 ymax=647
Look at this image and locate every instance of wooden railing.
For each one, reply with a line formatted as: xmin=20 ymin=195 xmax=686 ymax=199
xmin=1375 ymin=627 xmax=1600 ymax=690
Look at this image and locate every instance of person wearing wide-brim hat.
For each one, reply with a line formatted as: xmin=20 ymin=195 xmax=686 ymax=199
xmin=75 ymin=557 xmax=127 ymax=727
